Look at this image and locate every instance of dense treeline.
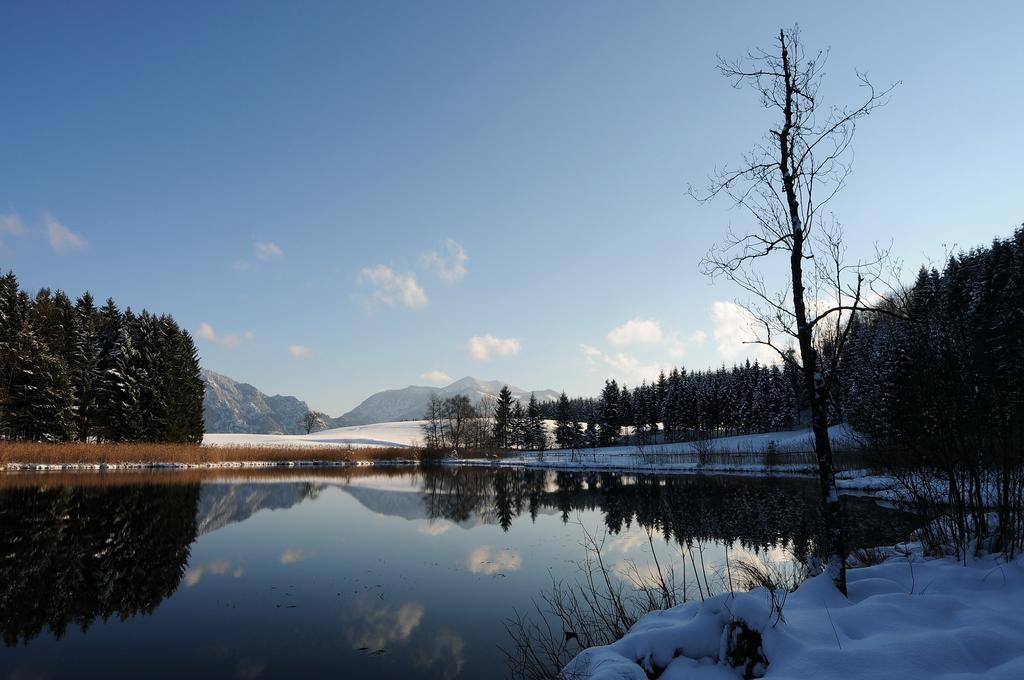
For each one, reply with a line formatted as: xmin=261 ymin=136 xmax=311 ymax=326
xmin=539 ymin=360 xmax=806 ymax=450
xmin=843 ymin=227 xmax=1024 ymax=450
xmin=842 ymin=227 xmax=1024 ymax=556
xmin=563 ymin=361 xmax=804 ymax=448
xmin=423 ymin=361 xmax=808 ymax=453
xmin=0 ymin=271 xmax=204 ymax=443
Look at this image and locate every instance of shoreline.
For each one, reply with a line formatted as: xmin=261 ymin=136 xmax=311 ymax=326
xmin=0 ymin=456 xmax=898 ymax=495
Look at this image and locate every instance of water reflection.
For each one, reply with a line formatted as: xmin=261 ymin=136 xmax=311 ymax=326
xmin=0 ymin=467 xmax=918 ymax=678
xmin=0 ymin=482 xmax=200 ymax=646
xmin=418 ymin=467 xmax=913 ymax=562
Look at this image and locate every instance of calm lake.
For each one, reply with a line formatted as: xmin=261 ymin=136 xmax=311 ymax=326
xmin=0 ymin=467 xmax=919 ymax=679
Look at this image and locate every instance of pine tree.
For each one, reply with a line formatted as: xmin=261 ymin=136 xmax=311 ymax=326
xmin=71 ymin=293 xmax=101 ymax=440
xmin=510 ymin=399 xmax=526 ymax=450
xmin=492 ymin=385 xmax=514 ymax=448
xmin=96 ymin=326 xmax=142 ymax=442
xmin=553 ymin=391 xmax=573 ymax=449
xmin=526 ymin=394 xmax=545 ymax=452
xmin=598 ymin=380 xmax=620 ymax=446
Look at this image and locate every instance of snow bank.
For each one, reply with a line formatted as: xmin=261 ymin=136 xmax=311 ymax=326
xmin=563 ymin=551 xmax=1024 ymax=679
xmin=203 ymin=420 xmax=425 ymax=449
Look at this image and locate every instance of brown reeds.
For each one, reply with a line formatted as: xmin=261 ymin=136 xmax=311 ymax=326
xmin=0 ymin=440 xmax=419 ymax=467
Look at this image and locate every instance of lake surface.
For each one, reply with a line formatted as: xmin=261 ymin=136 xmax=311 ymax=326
xmin=0 ymin=467 xmax=920 ymax=679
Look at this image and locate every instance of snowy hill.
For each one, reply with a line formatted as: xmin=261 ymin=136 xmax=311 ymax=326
xmin=338 ymin=376 xmax=558 ymax=426
xmin=204 ymin=421 xmax=425 ymax=448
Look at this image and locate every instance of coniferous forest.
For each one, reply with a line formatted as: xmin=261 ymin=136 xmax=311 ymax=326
xmin=842 ymin=227 xmax=1024 ymax=454
xmin=535 ymin=227 xmax=1024 ymax=458
xmin=0 ymin=271 xmax=204 ymax=443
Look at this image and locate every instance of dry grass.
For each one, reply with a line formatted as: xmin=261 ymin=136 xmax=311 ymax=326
xmin=0 ymin=440 xmax=420 ymax=467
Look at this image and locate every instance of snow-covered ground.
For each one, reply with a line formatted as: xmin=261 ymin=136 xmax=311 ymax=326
xmin=468 ymin=424 xmax=863 ymax=476
xmin=564 ymin=548 xmax=1024 ymax=679
xmin=203 ymin=420 xmax=425 ymax=449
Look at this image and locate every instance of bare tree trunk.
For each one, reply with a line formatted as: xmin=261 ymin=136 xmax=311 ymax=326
xmin=776 ymin=30 xmax=847 ymax=594
xmin=770 ymin=31 xmax=843 ymax=593
xmin=698 ymin=27 xmax=897 ymax=594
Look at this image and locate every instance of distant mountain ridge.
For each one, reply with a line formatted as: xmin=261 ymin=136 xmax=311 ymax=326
xmin=338 ymin=376 xmax=560 ymax=426
xmin=201 ymin=370 xmax=557 ymax=433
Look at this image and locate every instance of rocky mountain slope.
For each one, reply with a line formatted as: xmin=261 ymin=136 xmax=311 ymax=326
xmin=202 ymin=369 xmax=316 ymax=434
xmin=202 ymin=370 xmax=557 ymax=433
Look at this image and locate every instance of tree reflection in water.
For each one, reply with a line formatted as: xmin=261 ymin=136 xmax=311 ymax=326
xmin=420 ymin=467 xmax=918 ymax=561
xmin=0 ymin=482 xmax=200 ymax=646
xmin=0 ymin=466 xmax=917 ymax=665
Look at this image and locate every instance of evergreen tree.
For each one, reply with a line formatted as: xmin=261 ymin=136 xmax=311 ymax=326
xmin=525 ymin=394 xmax=545 ymax=451
xmin=0 ymin=272 xmax=205 ymax=444
xmin=492 ymin=385 xmax=514 ymax=448
xmin=510 ymin=399 xmax=526 ymax=450
xmin=553 ymin=391 xmax=574 ymax=449
xmin=598 ymin=379 xmax=619 ymax=446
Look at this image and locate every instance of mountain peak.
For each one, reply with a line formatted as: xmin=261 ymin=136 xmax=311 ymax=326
xmin=202 ymin=369 xmax=559 ymax=433
xmin=339 ymin=377 xmax=558 ymax=426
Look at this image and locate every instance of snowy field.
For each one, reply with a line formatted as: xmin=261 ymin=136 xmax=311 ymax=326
xmin=203 ymin=420 xmax=424 ymax=449
xmin=565 ymin=547 xmax=1024 ymax=679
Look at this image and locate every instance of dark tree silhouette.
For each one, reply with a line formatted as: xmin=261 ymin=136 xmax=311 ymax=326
xmin=695 ymin=28 xmax=899 ymax=594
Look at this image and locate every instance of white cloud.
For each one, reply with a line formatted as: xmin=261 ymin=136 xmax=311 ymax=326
xmin=467 ymin=335 xmax=520 ymax=361
xmin=665 ymin=330 xmax=707 ymax=359
xmin=420 ymin=239 xmax=468 ymax=284
xmin=254 ymin=241 xmax=283 ymax=261
xmin=195 ymin=322 xmax=254 ymax=349
xmin=183 ymin=559 xmax=242 ymax=587
xmin=0 ymin=213 xmax=26 ymax=236
xmin=710 ymin=301 xmax=756 ymax=359
xmin=418 ymin=521 xmax=451 ymax=536
xmin=710 ymin=301 xmax=776 ymax=363
xmin=420 ymin=370 xmax=452 ymax=383
xmin=232 ymin=259 xmax=251 ymax=272
xmin=196 ymin=322 xmax=218 ymax=342
xmin=288 ymin=344 xmax=313 ymax=359
xmin=581 ymin=344 xmax=664 ymax=385
xmin=344 ymin=601 xmax=425 ymax=652
xmin=607 ymin=318 xmax=663 ymax=347
xmin=414 ymin=629 xmax=467 ymax=680
xmin=280 ymin=548 xmax=310 ymax=564
xmin=44 ymin=211 xmax=88 ymax=251
xmin=466 ymin=546 xmax=522 ymax=575
xmin=357 ymin=264 xmax=428 ymax=309
xmin=599 ymin=318 xmax=707 ymax=364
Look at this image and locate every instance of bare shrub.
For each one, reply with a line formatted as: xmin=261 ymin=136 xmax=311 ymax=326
xmin=691 ymin=430 xmax=717 ymax=468
xmin=502 ymin=526 xmax=682 ymax=680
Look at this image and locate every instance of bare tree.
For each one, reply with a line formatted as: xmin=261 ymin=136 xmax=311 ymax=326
xmin=301 ymin=410 xmax=326 ymax=435
xmin=421 ymin=394 xmax=446 ymax=450
xmin=695 ymin=27 xmax=899 ymax=594
xmin=442 ymin=394 xmax=474 ymax=452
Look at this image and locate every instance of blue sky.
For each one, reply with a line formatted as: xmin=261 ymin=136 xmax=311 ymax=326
xmin=2 ymin=2 xmax=1022 ymax=414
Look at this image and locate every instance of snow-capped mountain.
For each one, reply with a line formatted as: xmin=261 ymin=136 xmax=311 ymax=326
xmin=202 ymin=369 xmax=558 ymax=433
xmin=337 ymin=376 xmax=559 ymax=426
xmin=202 ymin=368 xmax=316 ymax=434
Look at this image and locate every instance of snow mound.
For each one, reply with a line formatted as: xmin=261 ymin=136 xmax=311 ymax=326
xmin=203 ymin=420 xmax=425 ymax=449
xmin=564 ymin=553 xmax=1024 ymax=679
